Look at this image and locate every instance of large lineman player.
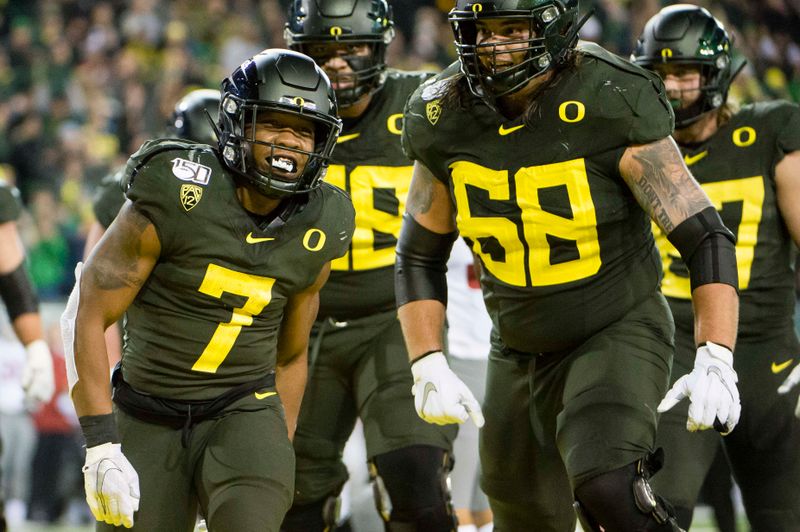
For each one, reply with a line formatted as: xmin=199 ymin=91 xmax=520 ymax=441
xmin=634 ymin=5 xmax=800 ymax=529
xmin=396 ymin=0 xmax=741 ymax=530
xmin=64 ymin=49 xmax=354 ymax=531
xmin=281 ymin=1 xmax=457 ymax=531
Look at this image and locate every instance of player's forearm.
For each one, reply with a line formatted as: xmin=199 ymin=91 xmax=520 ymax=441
xmin=398 ymin=300 xmax=447 ymax=362
xmin=276 ymin=349 xmax=307 ymax=441
xmin=11 ymin=312 xmax=45 ymax=346
xmin=72 ymin=311 xmax=114 ymax=417
xmin=692 ymin=283 xmax=738 ymax=350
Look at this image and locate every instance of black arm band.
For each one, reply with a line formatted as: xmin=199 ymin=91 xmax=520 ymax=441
xmin=395 ymin=213 xmax=457 ymax=307
xmin=666 ymin=206 xmax=738 ymax=292
xmin=0 ymin=263 xmax=39 ymax=321
xmin=79 ymin=414 xmax=121 ymax=448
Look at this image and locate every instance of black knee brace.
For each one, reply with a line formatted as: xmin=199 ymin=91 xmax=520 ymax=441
xmin=574 ymin=452 xmax=685 ymax=532
xmin=281 ymin=495 xmax=340 ymax=532
xmin=371 ymin=445 xmax=457 ymax=532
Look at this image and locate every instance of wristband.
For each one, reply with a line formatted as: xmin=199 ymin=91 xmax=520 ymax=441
xmin=79 ymin=413 xmax=120 ymax=447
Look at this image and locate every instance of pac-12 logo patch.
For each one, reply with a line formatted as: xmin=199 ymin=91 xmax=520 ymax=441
xmin=180 ymin=184 xmax=203 ymax=211
xmin=172 ymin=158 xmax=212 ymax=185
xmin=426 ymin=100 xmax=442 ymax=125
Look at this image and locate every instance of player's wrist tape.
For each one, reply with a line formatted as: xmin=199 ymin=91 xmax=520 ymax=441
xmin=411 ymin=349 xmax=443 ymax=366
xmin=79 ymin=414 xmax=120 ymax=448
xmin=0 ymin=262 xmax=39 ymax=321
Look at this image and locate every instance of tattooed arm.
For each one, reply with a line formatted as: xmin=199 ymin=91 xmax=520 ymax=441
xmin=397 ymin=161 xmax=456 ymax=360
xmin=72 ymin=202 xmax=160 ymax=417
xmin=620 ymin=136 xmax=738 ymax=349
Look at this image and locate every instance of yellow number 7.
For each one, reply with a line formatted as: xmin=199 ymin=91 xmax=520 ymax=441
xmin=192 ymin=263 xmax=276 ymax=373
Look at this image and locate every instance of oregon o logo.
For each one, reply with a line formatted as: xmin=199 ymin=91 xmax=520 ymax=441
xmin=292 ymin=97 xmax=305 ymax=107
xmin=471 ymin=3 xmax=483 ymax=12
xmin=558 ymin=101 xmax=585 ymax=123
xmin=387 ymin=113 xmax=403 ymax=135
xmin=661 ymin=48 xmax=673 ymax=59
xmin=330 ymin=26 xmax=343 ymax=36
xmin=303 ymin=229 xmax=326 ymax=252
xmin=732 ymin=126 xmax=756 ymax=147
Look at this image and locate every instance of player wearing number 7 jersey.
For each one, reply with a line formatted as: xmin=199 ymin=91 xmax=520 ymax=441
xmin=633 ymin=5 xmax=800 ymax=529
xmin=397 ymin=1 xmax=740 ymax=530
xmin=63 ymin=49 xmax=353 ymax=531
xmin=281 ymin=1 xmax=458 ymax=531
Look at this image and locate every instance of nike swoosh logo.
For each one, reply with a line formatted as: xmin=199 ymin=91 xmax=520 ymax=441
xmin=684 ymin=151 xmax=708 ymax=166
xmin=255 ymin=391 xmax=277 ymax=400
xmin=498 ymin=124 xmax=525 ymax=136
xmin=772 ymin=359 xmax=794 ymax=374
xmin=337 ymin=133 xmax=360 ymax=144
xmin=421 ymin=382 xmax=437 ymax=412
xmin=246 ymin=232 xmax=275 ymax=244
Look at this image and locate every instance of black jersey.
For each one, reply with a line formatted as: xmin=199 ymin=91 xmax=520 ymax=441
xmin=403 ymin=44 xmax=674 ymax=353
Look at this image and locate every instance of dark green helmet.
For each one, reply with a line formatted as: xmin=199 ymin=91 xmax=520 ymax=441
xmin=449 ymin=0 xmax=580 ymax=102
xmin=284 ymin=0 xmax=394 ymax=107
xmin=632 ymin=4 xmax=740 ymax=128
xmin=218 ymin=49 xmax=342 ymax=198
xmin=167 ymin=89 xmax=220 ymax=145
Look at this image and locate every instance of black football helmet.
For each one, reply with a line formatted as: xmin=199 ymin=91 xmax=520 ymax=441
xmin=218 ymin=49 xmax=341 ymax=198
xmin=166 ymin=88 xmax=220 ymax=145
xmin=450 ymin=0 xmax=580 ymax=102
xmin=284 ymin=0 xmax=394 ymax=107
xmin=632 ymin=5 xmax=742 ymax=128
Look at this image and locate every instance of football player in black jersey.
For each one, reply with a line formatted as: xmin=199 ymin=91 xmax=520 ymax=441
xmin=281 ymin=1 xmax=457 ymax=531
xmin=396 ymin=1 xmax=741 ymax=530
xmin=85 ymin=89 xmax=220 ymax=368
xmin=634 ymin=5 xmax=800 ymax=529
xmin=64 ymin=49 xmax=354 ymax=531
xmin=0 ymin=179 xmax=55 ymax=532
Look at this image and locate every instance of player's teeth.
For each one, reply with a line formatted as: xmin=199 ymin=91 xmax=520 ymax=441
xmin=270 ymin=157 xmax=297 ymax=173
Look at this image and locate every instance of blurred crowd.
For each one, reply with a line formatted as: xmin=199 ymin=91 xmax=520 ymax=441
xmin=0 ymin=0 xmax=798 ymax=301
xmin=0 ymin=0 xmax=798 ymax=526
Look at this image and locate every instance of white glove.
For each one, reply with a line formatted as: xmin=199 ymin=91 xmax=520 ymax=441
xmin=411 ymin=352 xmax=485 ymax=428
xmin=83 ymin=443 xmax=140 ymax=528
xmin=777 ymin=362 xmax=800 ymax=418
xmin=22 ymin=339 xmax=55 ymax=407
xmin=658 ymin=341 xmax=741 ymax=435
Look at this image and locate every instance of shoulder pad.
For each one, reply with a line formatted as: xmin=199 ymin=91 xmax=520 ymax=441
xmin=123 ymin=138 xmax=215 ymax=192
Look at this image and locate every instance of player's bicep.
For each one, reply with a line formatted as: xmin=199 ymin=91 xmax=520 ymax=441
xmin=276 ymin=262 xmax=330 ymax=366
xmin=81 ymin=202 xmax=161 ymax=328
xmin=619 ymin=136 xmax=712 ymax=233
xmin=406 ymin=161 xmax=456 ymax=234
xmin=775 ymin=150 xmax=800 ymax=247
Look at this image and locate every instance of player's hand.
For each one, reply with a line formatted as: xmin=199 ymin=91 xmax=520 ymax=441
xmin=411 ymin=351 xmax=484 ymax=428
xmin=83 ymin=443 xmax=140 ymax=528
xmin=777 ymin=362 xmax=800 ymax=418
xmin=658 ymin=341 xmax=740 ymax=434
xmin=22 ymin=339 xmax=55 ymax=407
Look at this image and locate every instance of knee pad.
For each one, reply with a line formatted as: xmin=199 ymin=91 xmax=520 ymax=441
xmin=574 ymin=452 xmax=685 ymax=532
xmin=281 ymin=495 xmax=340 ymax=532
xmin=371 ymin=445 xmax=457 ymax=532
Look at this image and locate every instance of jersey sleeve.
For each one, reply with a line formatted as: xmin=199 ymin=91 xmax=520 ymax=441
xmin=92 ymin=167 xmax=126 ymax=229
xmin=0 ymin=183 xmax=22 ymax=224
xmin=401 ymin=80 xmax=450 ymax=183
xmin=123 ymin=139 xmax=200 ymax=253
xmin=321 ymin=183 xmax=355 ymax=260
xmin=776 ymin=101 xmax=800 ymax=155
